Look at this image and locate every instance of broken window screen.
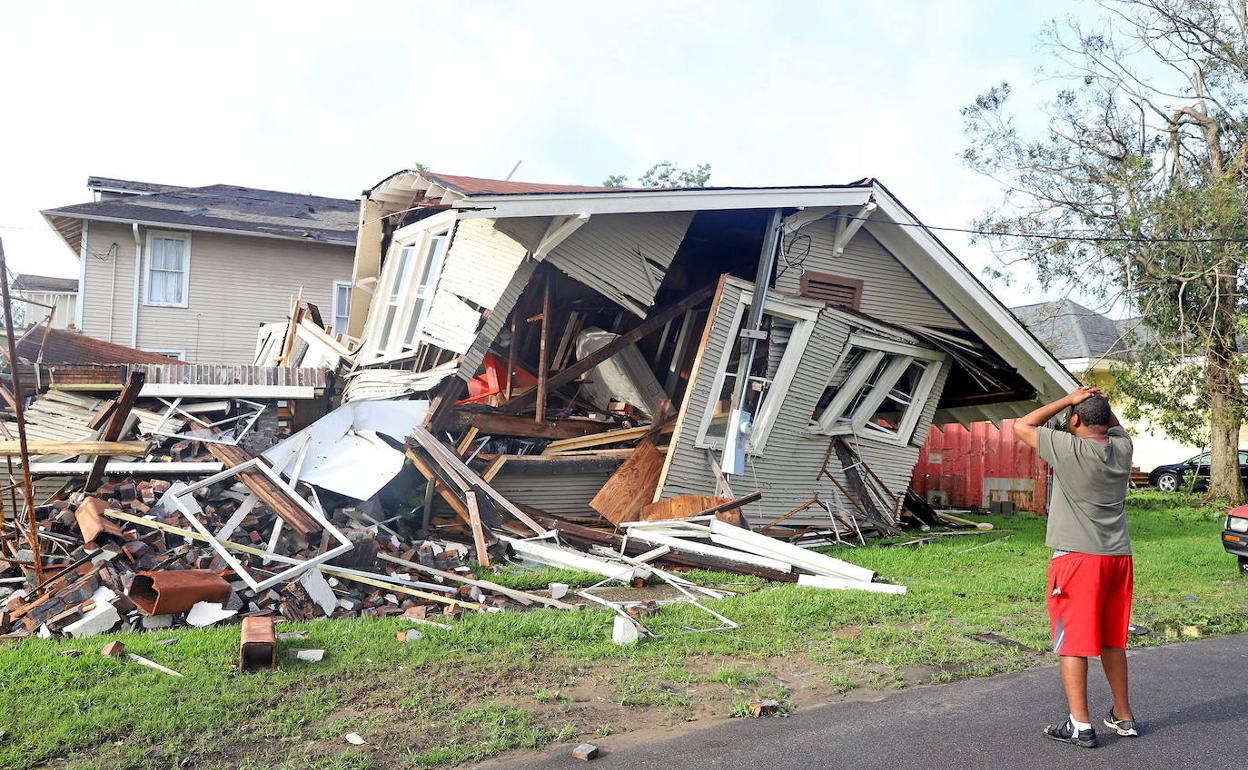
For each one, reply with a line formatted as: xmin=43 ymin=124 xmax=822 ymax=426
xmin=864 ymin=359 xmax=929 ymax=436
xmin=812 ymin=339 xmax=943 ymax=444
xmin=147 ymin=235 xmax=188 ymax=305
xmin=697 ymin=294 xmax=817 ymax=453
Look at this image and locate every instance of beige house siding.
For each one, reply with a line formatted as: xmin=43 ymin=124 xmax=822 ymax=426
xmin=15 ymin=290 xmax=77 ymax=330
xmin=80 ymin=221 xmax=351 ymax=363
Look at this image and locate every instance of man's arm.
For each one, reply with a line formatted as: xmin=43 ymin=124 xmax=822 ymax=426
xmin=1014 ymin=385 xmax=1103 ymax=449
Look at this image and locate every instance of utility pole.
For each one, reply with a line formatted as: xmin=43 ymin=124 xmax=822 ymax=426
xmin=0 ymin=239 xmax=42 ymax=581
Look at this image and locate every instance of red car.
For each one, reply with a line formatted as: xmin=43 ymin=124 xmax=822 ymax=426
xmin=1224 ymin=504 xmax=1248 ymax=574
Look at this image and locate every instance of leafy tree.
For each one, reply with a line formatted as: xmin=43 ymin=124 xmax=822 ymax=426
xmin=603 ymin=161 xmax=712 ymax=188
xmin=962 ymin=0 xmax=1248 ymax=501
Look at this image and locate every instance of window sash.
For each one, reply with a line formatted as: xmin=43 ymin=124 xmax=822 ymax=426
xmin=146 ymin=235 xmax=189 ymax=305
xmin=813 ymin=338 xmax=943 ymax=444
xmin=695 ymin=293 xmax=817 ymax=453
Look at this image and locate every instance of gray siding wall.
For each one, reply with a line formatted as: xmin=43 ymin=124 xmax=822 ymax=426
xmin=657 ymin=279 xmax=951 ymax=528
xmin=458 ymin=259 xmax=537 ymax=379
xmin=544 ymin=212 xmax=693 ymax=316
xmin=80 ymin=221 xmax=352 ymax=363
xmin=489 ymin=468 xmax=616 ymax=519
xmin=776 ymin=217 xmax=966 ymax=331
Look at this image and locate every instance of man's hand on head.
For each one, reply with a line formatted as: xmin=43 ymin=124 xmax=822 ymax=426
xmin=1068 ymin=385 xmax=1104 ymax=405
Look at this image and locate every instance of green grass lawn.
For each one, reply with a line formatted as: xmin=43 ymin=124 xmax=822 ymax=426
xmin=2 ymin=492 xmax=1244 ymax=770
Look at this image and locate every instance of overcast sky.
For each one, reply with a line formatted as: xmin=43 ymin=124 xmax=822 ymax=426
xmin=0 ymin=0 xmax=1089 ymax=309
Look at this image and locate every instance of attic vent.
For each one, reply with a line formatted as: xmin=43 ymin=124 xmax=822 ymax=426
xmin=799 ymin=271 xmax=863 ymax=310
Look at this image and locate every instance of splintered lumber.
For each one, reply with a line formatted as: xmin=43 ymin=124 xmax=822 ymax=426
xmin=101 ymin=509 xmax=482 ymax=611
xmin=465 ymin=491 xmax=491 ymax=567
xmin=0 ymin=441 xmax=147 ymax=456
xmin=404 ymin=447 xmax=474 ymax=524
xmin=589 ymin=438 xmax=665 ymax=525
xmin=377 ymin=552 xmax=577 ymax=610
xmin=408 ymin=427 xmax=545 ymax=535
xmin=85 ymin=371 xmax=145 ymax=490
xmin=936 ymin=512 xmax=994 ymax=531
xmin=446 ymin=410 xmax=615 ymax=441
xmin=516 ymin=282 xmax=717 ymax=408
xmin=542 ymin=424 xmax=655 ymax=455
xmin=204 ymin=443 xmax=320 ymax=537
xmin=640 ymin=491 xmax=761 ymax=525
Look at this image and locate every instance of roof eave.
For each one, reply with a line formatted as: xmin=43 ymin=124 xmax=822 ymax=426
xmin=40 ymin=210 xmax=355 ymax=248
xmin=451 ymin=185 xmax=875 ymax=219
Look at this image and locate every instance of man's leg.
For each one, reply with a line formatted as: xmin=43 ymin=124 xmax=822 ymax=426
xmin=1058 ymin=655 xmax=1091 ymax=723
xmin=1100 ymin=646 xmax=1133 ymax=721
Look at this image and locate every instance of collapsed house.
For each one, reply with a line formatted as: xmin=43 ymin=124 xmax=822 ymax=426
xmin=345 ymin=172 xmax=1077 ymax=537
xmin=0 ymin=170 xmax=1080 ymax=652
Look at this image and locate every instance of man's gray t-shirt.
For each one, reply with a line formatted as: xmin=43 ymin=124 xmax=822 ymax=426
xmin=1036 ymin=426 xmax=1133 ymax=556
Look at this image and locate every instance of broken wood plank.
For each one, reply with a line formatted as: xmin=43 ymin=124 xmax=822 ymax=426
xmin=535 ymin=270 xmax=552 ymax=423
xmin=508 ymin=282 xmax=716 ymax=411
xmin=445 ymin=410 xmax=616 ymax=440
xmin=0 ymin=440 xmax=148 ymax=456
xmin=541 ymin=423 xmax=669 ymax=455
xmin=84 ymin=372 xmax=146 ymax=490
xmin=465 ymin=491 xmax=491 ymax=567
xmin=203 ymin=443 xmax=320 ymax=537
xmin=589 ymin=438 xmax=665 ymax=525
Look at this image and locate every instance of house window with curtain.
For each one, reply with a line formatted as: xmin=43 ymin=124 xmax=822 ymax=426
xmin=331 ymin=281 xmax=351 ymax=336
xmin=144 ymin=232 xmax=190 ymax=307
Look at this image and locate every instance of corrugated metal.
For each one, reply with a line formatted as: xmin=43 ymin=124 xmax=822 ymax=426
xmin=911 ymin=419 xmax=1050 ymax=512
xmin=488 ymin=468 xmax=617 ymax=519
xmin=775 ymin=216 xmax=966 ymax=331
xmin=458 ymin=260 xmax=537 ymax=379
xmin=658 ymin=278 xmax=950 ymax=528
xmin=437 ymin=218 xmax=531 ymax=308
xmin=544 ymin=212 xmax=693 ymax=316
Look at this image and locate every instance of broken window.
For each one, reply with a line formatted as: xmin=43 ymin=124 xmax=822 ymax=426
xmin=812 ymin=336 xmax=944 ymax=445
xmin=694 ymin=292 xmax=818 ymax=453
xmin=362 ymin=212 xmax=455 ymax=362
xmin=331 ymin=281 xmax=351 ymax=336
xmin=145 ymin=232 xmax=190 ymax=307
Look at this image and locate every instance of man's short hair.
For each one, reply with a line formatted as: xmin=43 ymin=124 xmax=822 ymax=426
xmin=1072 ymin=395 xmax=1112 ymax=426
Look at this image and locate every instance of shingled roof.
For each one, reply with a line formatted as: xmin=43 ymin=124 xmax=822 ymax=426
xmin=12 ymin=274 xmax=78 ymax=293
xmin=1010 ymin=299 xmax=1136 ymax=361
xmin=43 ymin=182 xmax=358 ymax=253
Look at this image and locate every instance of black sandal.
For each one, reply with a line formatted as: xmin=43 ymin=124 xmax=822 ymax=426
xmin=1044 ymin=717 xmax=1098 ymax=748
xmin=1104 ymin=709 xmax=1139 ymax=737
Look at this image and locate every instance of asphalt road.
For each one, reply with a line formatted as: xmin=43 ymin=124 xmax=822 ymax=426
xmin=497 ymin=633 xmax=1248 ymax=770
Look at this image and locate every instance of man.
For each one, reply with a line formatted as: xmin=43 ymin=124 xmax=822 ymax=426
xmin=1014 ymin=385 xmax=1138 ymax=748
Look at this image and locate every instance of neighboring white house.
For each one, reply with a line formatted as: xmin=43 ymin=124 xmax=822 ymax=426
xmin=41 ymin=177 xmax=357 ymax=364
xmin=11 ymin=274 xmax=78 ymax=330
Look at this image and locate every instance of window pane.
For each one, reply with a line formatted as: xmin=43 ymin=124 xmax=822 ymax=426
xmin=704 ymin=302 xmax=782 ymax=443
xmin=814 ymin=347 xmax=867 ymax=416
xmin=390 ymin=246 xmax=417 ymax=301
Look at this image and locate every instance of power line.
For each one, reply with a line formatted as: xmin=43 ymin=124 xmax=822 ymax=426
xmin=827 ymin=212 xmax=1248 ymax=245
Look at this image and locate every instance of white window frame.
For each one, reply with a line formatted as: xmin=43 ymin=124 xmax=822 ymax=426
xmin=143 ymin=348 xmax=186 ymax=361
xmin=362 ymin=211 xmax=456 ymax=362
xmin=693 ymin=290 xmax=820 ymax=454
xmin=811 ymin=333 xmax=945 ymax=446
xmin=143 ymin=230 xmax=191 ymax=308
xmin=330 ymin=280 xmax=352 ymax=336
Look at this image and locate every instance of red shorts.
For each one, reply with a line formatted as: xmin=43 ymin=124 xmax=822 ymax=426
xmin=1047 ymin=553 xmax=1133 ymax=657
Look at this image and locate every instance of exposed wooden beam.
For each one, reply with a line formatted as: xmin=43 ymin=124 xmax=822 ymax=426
xmin=0 ymin=441 xmax=147 ymax=456
xmin=84 ymin=371 xmax=145 ymax=491
xmin=445 ymin=410 xmax=616 ymax=440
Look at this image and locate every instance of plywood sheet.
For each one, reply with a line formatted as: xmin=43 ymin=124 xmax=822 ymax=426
xmin=589 ymin=438 xmax=665 ymax=525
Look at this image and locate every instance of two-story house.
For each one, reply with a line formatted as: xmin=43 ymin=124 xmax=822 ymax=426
xmin=41 ymin=177 xmax=356 ymax=363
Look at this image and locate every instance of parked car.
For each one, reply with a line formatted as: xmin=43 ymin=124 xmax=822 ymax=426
xmin=1149 ymin=451 xmax=1248 ymax=492
xmin=1223 ymin=504 xmax=1248 ymax=574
